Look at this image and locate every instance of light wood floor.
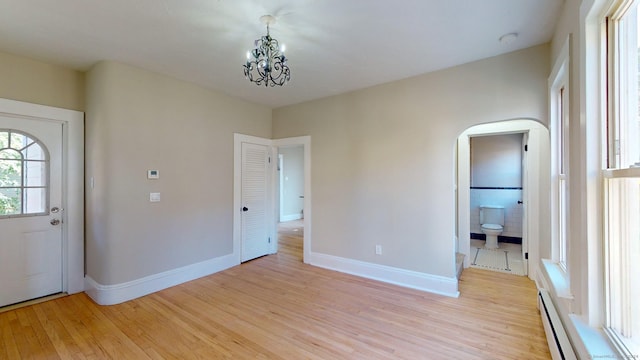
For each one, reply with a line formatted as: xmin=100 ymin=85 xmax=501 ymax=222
xmin=1 ymin=221 xmax=550 ymax=359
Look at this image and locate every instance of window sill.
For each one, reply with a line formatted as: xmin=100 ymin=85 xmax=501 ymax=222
xmin=541 ymin=258 xmax=573 ymax=300
xmin=569 ymin=315 xmax=619 ymax=359
xmin=540 ymin=259 xmax=620 ymax=358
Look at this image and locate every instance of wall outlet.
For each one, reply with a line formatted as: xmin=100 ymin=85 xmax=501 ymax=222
xmin=375 ymin=245 xmax=382 ymax=255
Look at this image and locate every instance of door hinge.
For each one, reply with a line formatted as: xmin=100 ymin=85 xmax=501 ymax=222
xmin=524 ymin=144 xmax=528 ymax=151
xmin=268 ymin=156 xmax=271 ymax=163
xmin=525 ymin=252 xmax=529 ymax=260
xmin=268 ymin=237 xmax=271 ymax=243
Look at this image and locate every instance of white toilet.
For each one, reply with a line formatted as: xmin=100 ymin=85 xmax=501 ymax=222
xmin=480 ymin=205 xmax=504 ymax=249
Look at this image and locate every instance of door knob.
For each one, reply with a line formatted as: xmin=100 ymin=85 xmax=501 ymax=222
xmin=51 ymin=207 xmax=60 ymax=213
xmin=242 ymin=206 xmax=249 ymax=212
xmin=50 ymin=219 xmax=61 ymax=226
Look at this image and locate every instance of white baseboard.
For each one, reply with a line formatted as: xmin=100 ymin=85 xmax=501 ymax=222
xmin=84 ymin=253 xmax=237 ymax=305
xmin=308 ymin=252 xmax=460 ymax=298
xmin=280 ymin=213 xmax=303 ymax=222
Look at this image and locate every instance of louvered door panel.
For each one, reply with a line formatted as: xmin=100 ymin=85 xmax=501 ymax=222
xmin=241 ymin=142 xmax=270 ymax=262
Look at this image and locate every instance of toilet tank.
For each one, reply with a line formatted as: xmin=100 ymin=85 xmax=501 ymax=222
xmin=480 ymin=205 xmax=504 ymax=225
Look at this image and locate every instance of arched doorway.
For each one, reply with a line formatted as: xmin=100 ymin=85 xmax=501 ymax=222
xmin=456 ymin=119 xmax=550 ymax=280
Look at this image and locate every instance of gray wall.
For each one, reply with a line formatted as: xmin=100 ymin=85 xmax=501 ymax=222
xmin=85 ymin=61 xmax=272 ymax=286
xmin=279 ymin=146 xmax=304 ymax=221
xmin=273 ymin=44 xmax=550 ymax=278
xmin=0 ymin=40 xmax=550 ymax=292
xmin=0 ymin=50 xmax=84 ymax=111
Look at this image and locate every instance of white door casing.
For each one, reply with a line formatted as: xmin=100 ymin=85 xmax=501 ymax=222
xmin=521 ymin=132 xmax=529 ymax=275
xmin=457 ymin=119 xmax=548 ymax=280
xmin=233 ymin=134 xmax=311 ymax=265
xmin=0 ymin=98 xmax=84 ymax=301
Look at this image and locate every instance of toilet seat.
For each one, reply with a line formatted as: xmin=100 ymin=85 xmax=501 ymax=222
xmin=481 ymin=224 xmax=503 ymax=231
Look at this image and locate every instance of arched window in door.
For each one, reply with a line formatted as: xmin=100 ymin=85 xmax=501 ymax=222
xmin=0 ymin=129 xmax=49 ymax=217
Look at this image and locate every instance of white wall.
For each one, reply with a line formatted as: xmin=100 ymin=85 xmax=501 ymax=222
xmin=273 ymin=44 xmax=549 ymax=281
xmin=470 ymin=189 xmax=523 ymax=237
xmin=279 ymin=146 xmax=304 ymax=221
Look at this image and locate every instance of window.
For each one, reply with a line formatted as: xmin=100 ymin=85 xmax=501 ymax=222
xmin=0 ymin=130 xmax=48 ymax=217
xmin=549 ymin=39 xmax=570 ymax=271
xmin=604 ymin=0 xmax=640 ymax=355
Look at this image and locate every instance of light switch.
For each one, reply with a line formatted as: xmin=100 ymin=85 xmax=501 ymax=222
xmin=150 ymin=192 xmax=161 ymax=202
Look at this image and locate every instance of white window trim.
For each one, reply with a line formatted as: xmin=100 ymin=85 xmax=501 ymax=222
xmin=602 ymin=0 xmax=640 ymax=356
xmin=548 ymin=35 xmax=571 ymax=274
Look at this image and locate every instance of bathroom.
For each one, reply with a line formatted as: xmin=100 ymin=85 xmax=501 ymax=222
xmin=469 ymin=133 xmax=525 ymax=274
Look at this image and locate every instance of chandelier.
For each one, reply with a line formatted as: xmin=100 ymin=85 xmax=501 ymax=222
xmin=243 ymin=15 xmax=291 ymax=87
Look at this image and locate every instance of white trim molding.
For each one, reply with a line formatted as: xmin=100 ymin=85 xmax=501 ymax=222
xmin=308 ymin=252 xmax=460 ymax=298
xmin=84 ymin=253 xmax=237 ymax=305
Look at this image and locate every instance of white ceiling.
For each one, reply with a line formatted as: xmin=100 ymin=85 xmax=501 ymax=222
xmin=0 ymin=0 xmax=562 ymax=108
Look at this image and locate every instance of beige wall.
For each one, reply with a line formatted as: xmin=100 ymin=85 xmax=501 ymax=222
xmin=0 ymin=51 xmax=84 ymax=111
xmin=85 ymin=61 xmax=271 ymax=285
xmin=273 ymin=44 xmax=550 ymax=278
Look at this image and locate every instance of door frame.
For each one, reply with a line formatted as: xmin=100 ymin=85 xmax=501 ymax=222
xmin=233 ymin=134 xmax=311 ymax=265
xmin=233 ymin=134 xmax=276 ymax=263
xmin=457 ymin=119 xmax=548 ymax=280
xmin=273 ymin=136 xmax=311 ymax=264
xmin=0 ymin=98 xmax=84 ymax=295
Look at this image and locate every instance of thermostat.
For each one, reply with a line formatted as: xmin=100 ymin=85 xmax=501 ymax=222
xmin=147 ymin=170 xmax=159 ymax=179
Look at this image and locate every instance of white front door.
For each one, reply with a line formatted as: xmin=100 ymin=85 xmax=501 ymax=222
xmin=0 ymin=116 xmax=63 ymax=307
xmin=240 ymin=140 xmax=272 ymax=262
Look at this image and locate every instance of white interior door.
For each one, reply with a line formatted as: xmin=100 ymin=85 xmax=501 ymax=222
xmin=0 ymin=116 xmax=63 ymax=307
xmin=241 ymin=141 xmax=272 ymax=262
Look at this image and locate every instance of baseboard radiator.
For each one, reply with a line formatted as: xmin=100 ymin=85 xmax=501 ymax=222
xmin=538 ymin=289 xmax=577 ymax=360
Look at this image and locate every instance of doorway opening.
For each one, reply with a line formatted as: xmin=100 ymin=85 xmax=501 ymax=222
xmin=234 ymin=134 xmax=311 ymax=266
xmin=277 ymin=145 xmax=305 ymax=262
xmin=273 ymin=137 xmax=310 ymax=264
xmin=468 ymin=133 xmax=526 ymax=276
xmin=456 ymin=119 xmax=550 ymax=281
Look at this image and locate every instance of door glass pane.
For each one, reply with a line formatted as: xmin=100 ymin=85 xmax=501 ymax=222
xmin=0 ymin=187 xmax=21 ymax=215
xmin=24 ymin=142 xmax=45 ymax=160
xmin=24 ymin=161 xmax=46 ymax=187
xmin=0 ymin=130 xmax=49 ymax=217
xmin=23 ymin=187 xmax=46 ymax=214
xmin=10 ymin=132 xmax=29 ymax=150
xmin=0 ymin=148 xmax=21 ymax=160
xmin=0 ymin=132 xmax=8 ymax=148
xmin=0 ymin=158 xmax=22 ymax=187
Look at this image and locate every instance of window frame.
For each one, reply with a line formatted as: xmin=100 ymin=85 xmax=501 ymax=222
xmin=0 ymin=129 xmax=50 ymax=218
xmin=602 ymin=0 xmax=640 ymax=355
xmin=549 ymin=37 xmax=571 ymax=272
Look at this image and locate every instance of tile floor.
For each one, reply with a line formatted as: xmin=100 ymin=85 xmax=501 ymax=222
xmin=469 ymin=239 xmax=525 ymax=276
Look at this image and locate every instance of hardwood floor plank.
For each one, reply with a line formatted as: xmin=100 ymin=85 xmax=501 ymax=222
xmin=0 ymin=221 xmax=550 ymax=359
